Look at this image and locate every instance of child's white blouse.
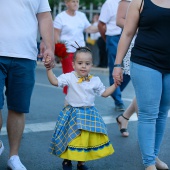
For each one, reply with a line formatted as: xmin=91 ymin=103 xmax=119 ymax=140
xmin=57 ymin=71 xmax=106 ymax=107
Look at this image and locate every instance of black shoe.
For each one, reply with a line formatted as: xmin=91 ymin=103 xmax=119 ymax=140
xmin=77 ymin=164 xmax=89 ymax=170
xmin=116 ymin=114 xmax=129 ymax=137
xmin=62 ymin=160 xmax=72 ymax=170
xmin=115 ymin=104 xmax=125 ymax=112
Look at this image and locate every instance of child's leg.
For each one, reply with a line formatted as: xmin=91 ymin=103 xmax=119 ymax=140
xmin=77 ymin=161 xmax=88 ymax=170
xmin=62 ymin=159 xmax=72 ymax=170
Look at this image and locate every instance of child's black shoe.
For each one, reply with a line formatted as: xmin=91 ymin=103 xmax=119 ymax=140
xmin=77 ymin=164 xmax=89 ymax=170
xmin=62 ymin=160 xmax=72 ymax=170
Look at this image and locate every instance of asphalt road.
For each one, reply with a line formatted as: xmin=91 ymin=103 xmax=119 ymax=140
xmin=0 ymin=64 xmax=170 ymax=170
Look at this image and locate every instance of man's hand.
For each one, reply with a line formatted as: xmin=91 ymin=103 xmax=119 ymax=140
xmin=43 ymin=48 xmax=55 ymax=70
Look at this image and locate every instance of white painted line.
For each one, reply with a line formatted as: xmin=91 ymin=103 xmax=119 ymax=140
xmin=102 ymin=115 xmax=115 ymax=124
xmin=1 ymin=111 xmax=170 ymax=136
xmin=122 ymin=98 xmax=133 ymax=102
xmin=35 ymin=83 xmax=56 ymax=88
xmin=1 ymin=122 xmax=56 ymax=136
xmin=0 ymin=116 xmax=118 ymax=136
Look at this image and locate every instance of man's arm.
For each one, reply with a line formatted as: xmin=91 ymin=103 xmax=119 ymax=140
xmin=37 ymin=12 xmax=55 ymax=69
xmin=98 ymin=21 xmax=106 ymax=41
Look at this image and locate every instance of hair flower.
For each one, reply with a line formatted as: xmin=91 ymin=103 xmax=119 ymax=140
xmin=55 ymin=41 xmax=68 ymax=60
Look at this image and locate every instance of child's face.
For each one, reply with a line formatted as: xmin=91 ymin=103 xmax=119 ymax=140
xmin=72 ymin=52 xmax=93 ymax=77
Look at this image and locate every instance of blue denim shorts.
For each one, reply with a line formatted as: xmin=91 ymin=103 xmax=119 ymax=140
xmin=0 ymin=56 xmax=36 ymax=113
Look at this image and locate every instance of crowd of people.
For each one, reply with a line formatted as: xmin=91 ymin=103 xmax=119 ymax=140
xmin=0 ymin=0 xmax=170 ymax=170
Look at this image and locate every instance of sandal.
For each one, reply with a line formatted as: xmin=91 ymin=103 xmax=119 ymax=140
xmin=116 ymin=114 xmax=129 ymax=137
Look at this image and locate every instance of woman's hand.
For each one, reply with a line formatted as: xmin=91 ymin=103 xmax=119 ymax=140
xmin=113 ymin=67 xmax=123 ymax=86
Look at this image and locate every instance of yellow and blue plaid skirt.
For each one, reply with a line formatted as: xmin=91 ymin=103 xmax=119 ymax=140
xmin=49 ymin=105 xmax=114 ymax=161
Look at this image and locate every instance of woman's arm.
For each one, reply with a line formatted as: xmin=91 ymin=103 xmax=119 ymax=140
xmin=85 ymin=25 xmax=98 ymax=33
xmin=113 ymin=0 xmax=143 ymax=85
xmin=115 ymin=0 xmax=141 ymax=65
xmin=54 ymin=28 xmax=61 ymax=44
xmin=116 ymin=0 xmax=130 ymax=28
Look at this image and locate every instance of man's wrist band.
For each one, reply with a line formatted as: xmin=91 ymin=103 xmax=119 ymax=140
xmin=114 ymin=64 xmax=123 ymax=68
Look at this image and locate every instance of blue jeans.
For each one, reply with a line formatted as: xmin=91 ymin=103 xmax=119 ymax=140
xmin=130 ymin=62 xmax=170 ymax=167
xmin=106 ymin=35 xmax=131 ymax=105
xmin=0 ymin=56 xmax=36 ymax=113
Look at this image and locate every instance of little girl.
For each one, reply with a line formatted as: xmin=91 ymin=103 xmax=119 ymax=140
xmin=46 ymin=46 xmax=117 ymax=170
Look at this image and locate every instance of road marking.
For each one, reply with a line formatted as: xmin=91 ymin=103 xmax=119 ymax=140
xmin=1 ymin=82 xmax=166 ymax=136
xmin=0 ymin=115 xmax=133 ymax=136
xmin=122 ymin=98 xmax=133 ymax=102
xmin=2 ymin=112 xmax=170 ymax=136
xmin=35 ymin=83 xmax=56 ymax=88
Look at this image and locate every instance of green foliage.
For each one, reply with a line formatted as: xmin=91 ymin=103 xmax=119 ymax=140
xmin=48 ymin=0 xmax=55 ymax=9
xmin=81 ymin=0 xmax=105 ymax=6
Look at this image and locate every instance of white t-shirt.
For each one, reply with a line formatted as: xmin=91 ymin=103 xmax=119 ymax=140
xmin=0 ymin=0 xmax=51 ymax=60
xmin=57 ymin=71 xmax=106 ymax=107
xmin=53 ymin=11 xmax=91 ymax=53
xmin=99 ymin=0 xmax=121 ymax=36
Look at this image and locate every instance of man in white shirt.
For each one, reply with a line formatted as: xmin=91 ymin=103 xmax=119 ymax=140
xmin=98 ymin=0 xmax=131 ymax=111
xmin=0 ymin=1 xmax=54 ymax=169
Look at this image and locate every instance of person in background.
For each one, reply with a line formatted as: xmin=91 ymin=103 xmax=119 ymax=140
xmin=53 ymin=0 xmax=98 ymax=95
xmin=98 ymin=0 xmax=131 ymax=112
xmin=115 ymin=0 xmax=138 ymax=137
xmin=37 ymin=32 xmax=43 ymax=62
xmin=90 ymin=14 xmax=108 ymax=68
xmin=0 ymin=1 xmax=54 ymax=170
xmin=47 ymin=46 xmax=115 ymax=170
xmin=113 ymin=0 xmax=170 ymax=169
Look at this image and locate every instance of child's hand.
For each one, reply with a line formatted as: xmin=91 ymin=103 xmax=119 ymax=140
xmin=45 ymin=56 xmax=51 ymax=63
xmin=44 ymin=56 xmax=55 ymax=70
xmin=43 ymin=47 xmax=55 ymax=70
xmin=114 ymin=83 xmax=119 ymax=88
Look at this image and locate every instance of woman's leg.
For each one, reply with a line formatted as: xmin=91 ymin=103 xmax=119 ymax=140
xmin=154 ymin=73 xmax=170 ymax=156
xmin=116 ymin=97 xmax=137 ymax=136
xmin=130 ymin=62 xmax=170 ymax=167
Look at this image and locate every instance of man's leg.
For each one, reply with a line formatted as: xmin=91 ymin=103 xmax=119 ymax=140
xmin=6 ymin=58 xmax=35 ymax=170
xmin=0 ymin=110 xmax=5 ymax=156
xmin=7 ymin=110 xmax=25 ymax=157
